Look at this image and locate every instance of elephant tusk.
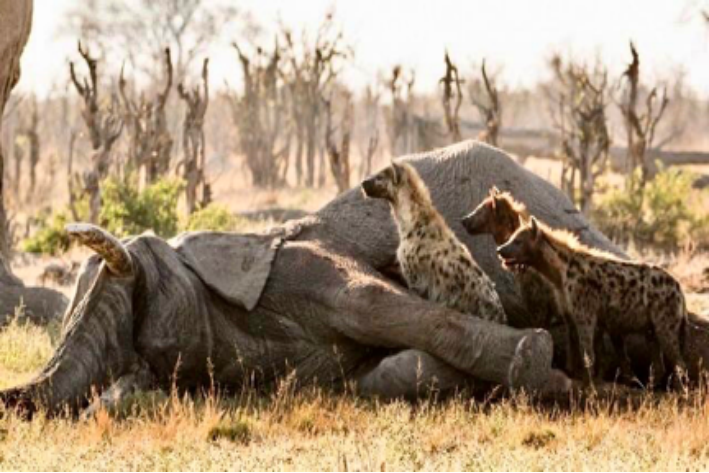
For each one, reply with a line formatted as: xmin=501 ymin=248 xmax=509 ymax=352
xmin=65 ymin=223 xmax=134 ymax=277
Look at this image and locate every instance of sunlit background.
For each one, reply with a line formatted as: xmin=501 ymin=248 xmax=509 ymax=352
xmin=22 ymin=0 xmax=709 ymax=96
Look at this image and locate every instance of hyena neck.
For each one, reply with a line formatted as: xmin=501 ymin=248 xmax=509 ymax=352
xmin=492 ymin=224 xmax=518 ymax=246
xmin=392 ymin=183 xmax=445 ymax=239
xmin=533 ymin=238 xmax=570 ymax=290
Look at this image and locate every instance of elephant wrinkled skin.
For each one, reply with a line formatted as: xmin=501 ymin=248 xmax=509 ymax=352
xmin=4 ymin=141 xmax=707 ymax=415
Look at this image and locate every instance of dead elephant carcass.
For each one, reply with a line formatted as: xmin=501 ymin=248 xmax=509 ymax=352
xmin=5 ymin=141 xmax=703 ymax=416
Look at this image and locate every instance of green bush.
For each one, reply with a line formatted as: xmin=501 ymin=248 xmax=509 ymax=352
xmin=593 ymin=167 xmax=709 ymax=250
xmin=183 ymin=204 xmax=245 ymax=232
xmin=22 ymin=211 xmax=73 ymax=256
xmin=23 ymin=177 xmax=184 ymax=255
xmin=100 ymin=176 xmax=184 ymax=238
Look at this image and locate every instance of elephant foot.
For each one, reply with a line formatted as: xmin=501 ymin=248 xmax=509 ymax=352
xmin=508 ymin=329 xmax=572 ymax=395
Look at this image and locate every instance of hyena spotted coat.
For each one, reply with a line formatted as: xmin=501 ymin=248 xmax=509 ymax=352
xmin=361 ymin=162 xmax=507 ymax=324
xmin=461 ymin=188 xmax=578 ymax=371
xmin=461 ymin=187 xmax=561 ymax=330
xmin=498 ymin=216 xmax=688 ymax=382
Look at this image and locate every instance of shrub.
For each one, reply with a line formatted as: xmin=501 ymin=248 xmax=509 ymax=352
xmin=100 ymin=176 xmax=184 ymax=238
xmin=22 ymin=211 xmax=73 ymax=256
xmin=183 ymin=204 xmax=245 ymax=232
xmin=23 ymin=177 xmax=184 ymax=255
xmin=593 ymin=167 xmax=709 ymax=250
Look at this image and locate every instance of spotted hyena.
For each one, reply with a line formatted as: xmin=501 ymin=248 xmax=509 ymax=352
xmin=498 ymin=216 xmax=688 ymax=385
xmin=361 ymin=162 xmax=506 ymax=324
xmin=461 ymin=187 xmax=562 ymax=329
xmin=461 ymin=188 xmax=577 ymax=368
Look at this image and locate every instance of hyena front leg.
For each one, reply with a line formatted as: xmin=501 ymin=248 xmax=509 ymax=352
xmin=573 ymin=318 xmax=597 ymax=386
xmin=610 ymin=334 xmax=637 ymax=382
xmin=562 ymin=312 xmax=584 ymax=376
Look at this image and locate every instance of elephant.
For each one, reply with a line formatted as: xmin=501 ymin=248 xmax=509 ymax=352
xmin=3 ymin=141 xmax=709 ymax=416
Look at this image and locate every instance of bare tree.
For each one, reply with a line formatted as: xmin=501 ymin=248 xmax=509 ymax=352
xmin=548 ymin=55 xmax=611 ymax=215
xmin=618 ymin=42 xmax=669 ymax=189
xmin=281 ymin=13 xmax=350 ymax=187
xmin=177 ymin=58 xmax=210 ymax=214
xmin=439 ymin=51 xmax=463 ymax=143
xmin=15 ymin=94 xmax=40 ymax=200
xmin=384 ymin=65 xmax=416 ymax=156
xmin=229 ymin=41 xmax=290 ymax=188
xmin=69 ymin=42 xmax=124 ymax=223
xmin=11 ymin=136 xmax=22 ymax=198
xmin=119 ymin=48 xmax=174 ymax=184
xmin=325 ymin=90 xmax=353 ymax=194
xmin=469 ymin=60 xmax=502 ymax=147
xmin=66 ymin=0 xmax=246 ymax=82
xmin=358 ymin=85 xmax=380 ymax=179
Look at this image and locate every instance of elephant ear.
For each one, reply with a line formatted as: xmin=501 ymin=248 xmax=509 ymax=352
xmin=170 ymin=222 xmax=303 ymax=311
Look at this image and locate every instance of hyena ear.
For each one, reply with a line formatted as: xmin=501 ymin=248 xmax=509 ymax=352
xmin=530 ymin=216 xmax=540 ymax=238
xmin=490 ymin=186 xmax=500 ymax=197
xmin=390 ymin=160 xmax=402 ymax=185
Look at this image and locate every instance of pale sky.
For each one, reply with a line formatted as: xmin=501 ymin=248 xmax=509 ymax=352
xmin=19 ymin=0 xmax=709 ymax=97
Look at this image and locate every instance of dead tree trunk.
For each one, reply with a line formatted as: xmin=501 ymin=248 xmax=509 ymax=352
xmin=12 ymin=141 xmax=22 ymax=198
xmin=118 ymin=48 xmax=173 ymax=184
xmin=20 ymin=95 xmax=39 ymax=200
xmin=177 ymin=58 xmax=210 ymax=214
xmin=439 ymin=51 xmax=463 ymax=143
xmin=619 ymin=42 xmax=669 ymax=190
xmin=470 ymin=60 xmax=502 ymax=147
xmin=229 ymin=42 xmax=289 ymax=188
xmin=358 ymin=86 xmax=380 ymax=179
xmin=384 ymin=66 xmax=417 ymax=157
xmin=325 ymin=92 xmax=353 ymax=194
xmin=281 ymin=17 xmax=348 ymax=188
xmin=548 ymin=56 xmax=611 ymax=215
xmin=70 ymin=42 xmax=124 ymax=223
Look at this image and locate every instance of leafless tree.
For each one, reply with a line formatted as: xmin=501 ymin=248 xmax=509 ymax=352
xmin=69 ymin=42 xmax=124 ymax=223
xmin=118 ymin=48 xmax=174 ymax=184
xmin=22 ymin=96 xmax=41 ymax=199
xmin=618 ymin=42 xmax=669 ymax=189
xmin=548 ymin=55 xmax=611 ymax=215
xmin=66 ymin=0 xmax=247 ymax=82
xmin=281 ymin=13 xmax=350 ymax=187
xmin=177 ymin=58 xmax=210 ymax=214
xmin=384 ymin=65 xmax=417 ymax=156
xmin=11 ymin=135 xmax=22 ymax=198
xmin=325 ymin=90 xmax=353 ymax=194
xmin=469 ymin=60 xmax=502 ymax=147
xmin=358 ymin=85 xmax=380 ymax=179
xmin=229 ymin=41 xmax=290 ymax=188
xmin=439 ymin=51 xmax=463 ymax=143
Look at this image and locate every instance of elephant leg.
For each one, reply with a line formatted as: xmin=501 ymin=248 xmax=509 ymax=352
xmin=81 ymin=358 xmax=154 ymax=420
xmin=355 ymin=349 xmax=490 ymax=401
xmin=328 ymin=269 xmax=572 ymax=394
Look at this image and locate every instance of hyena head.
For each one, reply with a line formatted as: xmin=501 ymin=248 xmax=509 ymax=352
xmin=497 ymin=216 xmax=543 ymax=268
xmin=361 ymin=161 xmax=407 ymax=203
xmin=461 ymin=187 xmax=526 ymax=244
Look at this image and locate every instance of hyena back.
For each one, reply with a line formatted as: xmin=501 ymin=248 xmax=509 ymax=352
xmin=498 ymin=217 xmax=687 ymax=383
xmin=361 ymin=162 xmax=506 ymax=324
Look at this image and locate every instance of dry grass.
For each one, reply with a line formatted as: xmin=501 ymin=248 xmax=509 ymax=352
xmin=2 ymin=303 xmax=709 ymax=469
xmin=3 ymin=161 xmax=709 ymax=469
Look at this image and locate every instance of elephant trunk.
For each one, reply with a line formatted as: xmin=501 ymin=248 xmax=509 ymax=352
xmin=1 ymin=225 xmax=138 ymax=415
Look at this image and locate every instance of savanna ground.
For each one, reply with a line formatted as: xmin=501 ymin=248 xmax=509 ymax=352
xmin=3 ymin=158 xmax=709 ymax=471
